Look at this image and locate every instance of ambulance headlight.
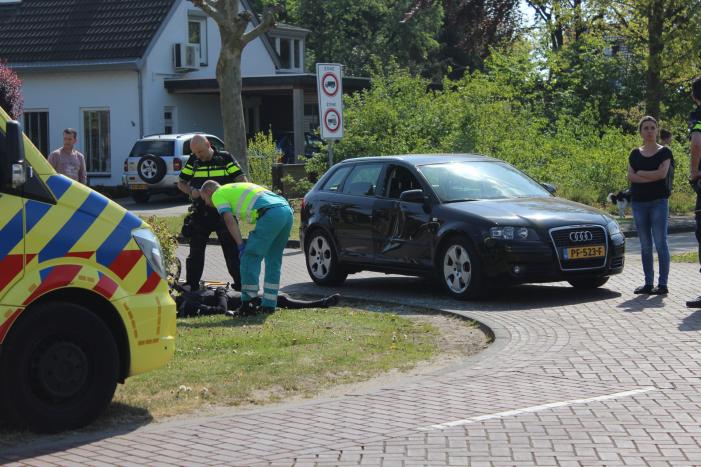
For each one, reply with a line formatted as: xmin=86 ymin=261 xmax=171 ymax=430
xmin=132 ymin=228 xmax=166 ymax=279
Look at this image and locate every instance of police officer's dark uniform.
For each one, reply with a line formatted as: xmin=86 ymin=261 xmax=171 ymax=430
xmin=179 ymin=148 xmax=244 ymax=290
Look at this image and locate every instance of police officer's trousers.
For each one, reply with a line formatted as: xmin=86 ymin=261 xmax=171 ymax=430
xmin=186 ymin=213 xmax=241 ymax=290
xmin=240 ymin=204 xmax=294 ymax=309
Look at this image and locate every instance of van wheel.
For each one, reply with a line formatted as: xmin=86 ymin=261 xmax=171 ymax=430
xmin=568 ymin=277 xmax=609 ymax=289
xmin=0 ymin=302 xmax=119 ymax=433
xmin=131 ymin=191 xmax=150 ymax=203
xmin=305 ymin=230 xmax=347 ymax=286
xmin=138 ymin=154 xmax=166 ymax=184
xmin=437 ymin=236 xmax=484 ymax=300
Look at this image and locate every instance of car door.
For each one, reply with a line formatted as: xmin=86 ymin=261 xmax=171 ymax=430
xmin=372 ymin=164 xmax=435 ymax=269
xmin=0 ymin=127 xmax=25 ymax=303
xmin=333 ymin=163 xmax=384 ymax=263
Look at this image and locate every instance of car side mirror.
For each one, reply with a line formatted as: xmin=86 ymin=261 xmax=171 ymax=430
xmin=0 ymin=120 xmax=25 ymax=188
xmin=541 ymin=182 xmax=556 ymax=194
xmin=399 ymin=189 xmax=427 ymax=203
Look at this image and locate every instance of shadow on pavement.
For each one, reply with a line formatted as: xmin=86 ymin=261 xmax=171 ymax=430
xmin=617 ymin=295 xmax=666 ymax=313
xmin=0 ymin=403 xmax=152 ymax=463
xmin=283 ymin=276 xmax=621 ymax=312
xmin=679 ymin=309 xmax=701 ymax=331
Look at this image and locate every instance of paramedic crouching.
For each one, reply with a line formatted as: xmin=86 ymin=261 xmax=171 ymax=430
xmin=200 ymin=180 xmax=294 ymax=315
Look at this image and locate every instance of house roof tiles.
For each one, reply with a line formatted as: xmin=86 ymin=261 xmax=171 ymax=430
xmin=0 ymin=0 xmax=175 ymax=64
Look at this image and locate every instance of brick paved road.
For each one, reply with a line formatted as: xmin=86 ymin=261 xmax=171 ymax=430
xmin=3 ymin=240 xmax=701 ymax=466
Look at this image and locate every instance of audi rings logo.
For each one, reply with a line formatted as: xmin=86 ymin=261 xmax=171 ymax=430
xmin=569 ymin=231 xmax=593 ymax=242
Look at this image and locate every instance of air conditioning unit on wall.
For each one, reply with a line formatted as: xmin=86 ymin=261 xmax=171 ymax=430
xmin=173 ymin=43 xmax=200 ymax=71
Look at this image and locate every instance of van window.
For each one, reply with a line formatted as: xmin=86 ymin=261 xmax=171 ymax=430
xmin=342 ymin=164 xmax=383 ymax=196
xmin=321 ymin=166 xmax=351 ymax=192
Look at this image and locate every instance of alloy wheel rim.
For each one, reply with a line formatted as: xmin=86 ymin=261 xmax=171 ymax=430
xmin=308 ymin=235 xmax=332 ymax=279
xmin=141 ymin=160 xmax=158 ymax=179
xmin=443 ymin=244 xmax=472 ymax=293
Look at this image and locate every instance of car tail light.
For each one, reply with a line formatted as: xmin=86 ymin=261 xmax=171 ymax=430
xmin=173 ymin=159 xmax=182 ymax=171
xmin=123 ymin=159 xmax=128 ymax=172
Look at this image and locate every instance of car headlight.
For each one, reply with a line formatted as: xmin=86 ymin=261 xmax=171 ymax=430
xmin=489 ymin=226 xmax=536 ymax=240
xmin=132 ymin=228 xmax=167 ymax=279
xmin=606 ymin=219 xmax=622 ymax=236
xmin=607 ymin=219 xmax=625 ymax=245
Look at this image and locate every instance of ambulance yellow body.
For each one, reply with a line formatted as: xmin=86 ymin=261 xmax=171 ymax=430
xmin=0 ymin=106 xmax=176 ymax=432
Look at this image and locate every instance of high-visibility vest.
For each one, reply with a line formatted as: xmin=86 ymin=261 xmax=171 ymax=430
xmin=212 ymin=183 xmax=269 ymax=224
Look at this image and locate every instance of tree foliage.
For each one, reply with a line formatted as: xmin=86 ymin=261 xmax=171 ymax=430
xmin=298 ymin=0 xmax=443 ymax=76
xmin=0 ymin=62 xmax=23 ymax=120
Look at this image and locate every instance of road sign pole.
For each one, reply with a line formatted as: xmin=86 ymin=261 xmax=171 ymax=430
xmin=328 ymin=140 xmax=334 ymax=168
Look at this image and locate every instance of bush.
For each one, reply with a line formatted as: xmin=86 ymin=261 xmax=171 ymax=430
xmin=142 ymin=215 xmax=178 ymax=280
xmin=248 ymin=131 xmax=281 ymax=189
xmin=0 ymin=61 xmax=22 ymax=119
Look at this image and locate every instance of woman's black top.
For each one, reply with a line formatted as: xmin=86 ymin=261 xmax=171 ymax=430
xmin=628 ymin=146 xmax=673 ymax=202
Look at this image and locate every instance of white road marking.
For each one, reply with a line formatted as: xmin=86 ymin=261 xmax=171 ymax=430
xmin=419 ymin=386 xmax=658 ymax=431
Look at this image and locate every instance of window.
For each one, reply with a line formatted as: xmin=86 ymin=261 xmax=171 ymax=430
xmin=342 ymin=164 xmax=383 ymax=196
xmin=385 ymin=166 xmax=422 ymax=199
xmin=321 ymin=166 xmax=351 ymax=192
xmin=164 ymin=107 xmax=176 ymax=134
xmin=275 ymin=37 xmax=303 ymax=71
xmin=279 ymin=39 xmax=291 ymax=69
xmin=188 ymin=16 xmax=208 ymax=66
xmin=83 ymin=109 xmax=110 ymax=173
xmin=23 ymin=111 xmax=49 ymax=156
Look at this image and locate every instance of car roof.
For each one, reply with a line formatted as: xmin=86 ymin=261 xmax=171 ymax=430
xmin=337 ymin=154 xmax=500 ymax=166
xmin=138 ymin=133 xmax=219 ymax=141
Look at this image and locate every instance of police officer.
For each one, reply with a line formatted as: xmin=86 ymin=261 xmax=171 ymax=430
xmin=177 ymin=135 xmax=247 ymax=291
xmin=199 ymin=180 xmax=294 ymax=315
xmin=686 ymin=76 xmax=701 ymax=308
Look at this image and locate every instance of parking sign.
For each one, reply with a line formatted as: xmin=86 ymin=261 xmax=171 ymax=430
xmin=316 ymin=63 xmax=343 ymax=140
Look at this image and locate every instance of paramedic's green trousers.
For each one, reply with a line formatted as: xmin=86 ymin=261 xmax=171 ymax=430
xmin=240 ymin=205 xmax=294 ymax=309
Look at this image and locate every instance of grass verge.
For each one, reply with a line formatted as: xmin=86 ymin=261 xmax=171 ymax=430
xmin=112 ymin=306 xmax=438 ymax=420
xmin=671 ymin=251 xmax=699 ymax=263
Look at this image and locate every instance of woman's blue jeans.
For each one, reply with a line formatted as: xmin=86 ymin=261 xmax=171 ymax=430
xmin=632 ymin=198 xmax=670 ymax=286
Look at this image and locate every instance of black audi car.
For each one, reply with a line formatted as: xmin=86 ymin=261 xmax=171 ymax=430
xmin=300 ymin=154 xmax=625 ymax=299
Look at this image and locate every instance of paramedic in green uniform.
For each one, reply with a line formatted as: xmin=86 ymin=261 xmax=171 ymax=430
xmin=200 ymin=180 xmax=294 ymax=314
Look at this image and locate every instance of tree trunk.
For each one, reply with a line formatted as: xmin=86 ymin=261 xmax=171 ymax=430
xmin=645 ymin=0 xmax=664 ymax=119
xmin=217 ymin=37 xmax=249 ymax=176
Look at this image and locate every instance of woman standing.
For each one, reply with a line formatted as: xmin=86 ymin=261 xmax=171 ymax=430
xmin=628 ymin=116 xmax=673 ymax=295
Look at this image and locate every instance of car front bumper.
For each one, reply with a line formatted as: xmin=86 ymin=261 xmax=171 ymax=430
xmin=480 ymin=237 xmax=625 ymax=284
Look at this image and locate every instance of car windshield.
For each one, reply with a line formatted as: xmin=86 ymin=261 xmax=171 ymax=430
xmin=129 ymin=141 xmax=175 ymax=158
xmin=418 ymin=161 xmax=551 ymax=202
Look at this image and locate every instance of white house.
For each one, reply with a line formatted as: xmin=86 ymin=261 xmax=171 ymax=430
xmin=0 ymin=0 xmax=368 ymax=186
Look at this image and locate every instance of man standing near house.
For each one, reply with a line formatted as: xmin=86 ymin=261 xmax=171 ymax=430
xmin=47 ymin=128 xmax=87 ymax=184
xmin=177 ymin=134 xmax=247 ymax=291
xmin=686 ymin=76 xmax=701 ymax=308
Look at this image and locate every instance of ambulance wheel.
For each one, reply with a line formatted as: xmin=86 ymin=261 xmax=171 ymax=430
xmin=0 ymin=302 xmax=119 ymax=433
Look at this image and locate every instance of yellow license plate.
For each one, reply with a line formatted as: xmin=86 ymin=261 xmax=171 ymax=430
xmin=130 ymin=184 xmax=148 ymax=190
xmin=564 ymin=245 xmax=605 ymax=260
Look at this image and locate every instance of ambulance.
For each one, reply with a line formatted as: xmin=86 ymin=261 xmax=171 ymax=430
xmin=0 ymin=106 xmax=176 ymax=432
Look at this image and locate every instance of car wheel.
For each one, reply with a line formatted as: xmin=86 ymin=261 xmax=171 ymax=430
xmin=305 ymin=230 xmax=347 ymax=286
xmin=0 ymin=302 xmax=119 ymax=433
xmin=131 ymin=191 xmax=150 ymax=203
xmin=137 ymin=154 xmax=166 ymax=184
xmin=568 ymin=277 xmax=609 ymax=289
xmin=438 ymin=236 xmax=483 ymax=300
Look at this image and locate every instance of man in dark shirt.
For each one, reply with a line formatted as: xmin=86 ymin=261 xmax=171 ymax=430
xmin=177 ymin=134 xmax=247 ymax=291
xmin=686 ymin=77 xmax=701 ymax=307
